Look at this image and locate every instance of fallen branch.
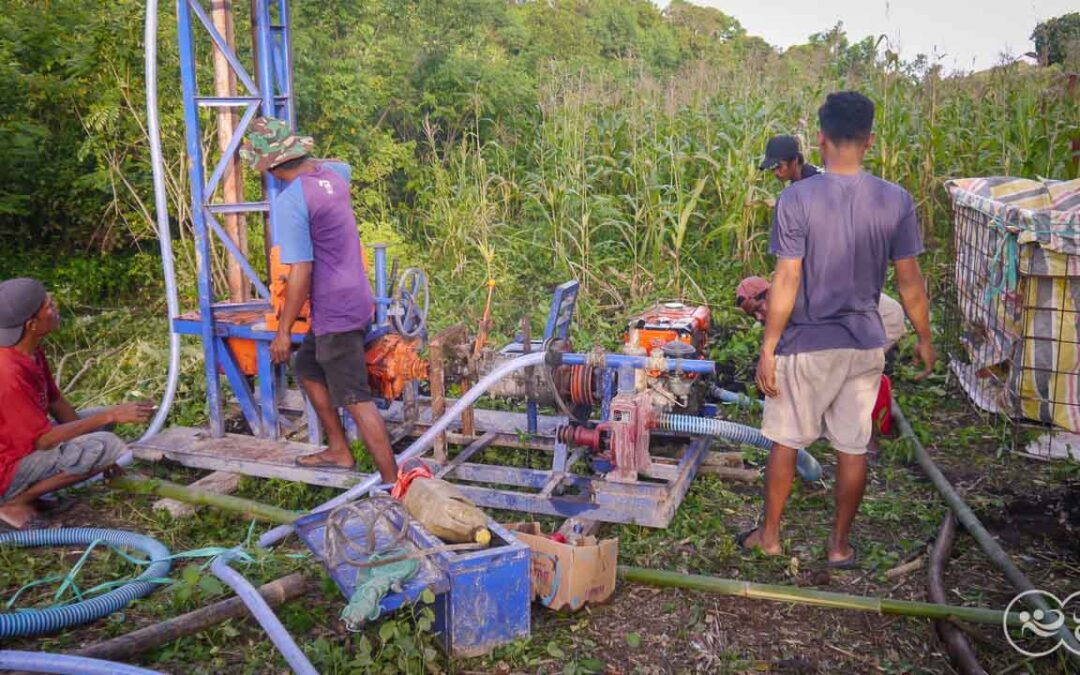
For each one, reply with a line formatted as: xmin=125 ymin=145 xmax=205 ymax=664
xmin=71 ymin=573 xmax=309 ymax=661
xmin=884 ymin=556 xmax=924 ymax=580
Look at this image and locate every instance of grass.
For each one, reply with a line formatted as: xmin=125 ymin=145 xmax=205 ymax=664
xmin=3 ymin=295 xmax=1078 ymax=673
xmin=3 ymin=38 xmax=1079 ymax=674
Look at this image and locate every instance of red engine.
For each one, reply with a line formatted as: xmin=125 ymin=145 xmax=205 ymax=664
xmin=624 ymin=302 xmax=710 ymax=357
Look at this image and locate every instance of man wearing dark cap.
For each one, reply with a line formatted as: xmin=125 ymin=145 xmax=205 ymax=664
xmin=0 ymin=278 xmax=154 ymax=530
xmin=241 ymin=117 xmax=398 ymax=483
xmin=759 ymin=135 xmax=820 ymax=184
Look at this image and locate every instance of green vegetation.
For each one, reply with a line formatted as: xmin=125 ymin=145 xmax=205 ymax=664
xmin=2 ymin=1 xmax=1079 ymax=672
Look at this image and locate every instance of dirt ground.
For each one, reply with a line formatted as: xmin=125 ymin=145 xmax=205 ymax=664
xmin=2 ymin=376 xmax=1078 ymax=674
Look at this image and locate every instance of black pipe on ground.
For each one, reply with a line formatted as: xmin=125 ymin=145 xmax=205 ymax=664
xmin=928 ymin=512 xmax=988 ymax=675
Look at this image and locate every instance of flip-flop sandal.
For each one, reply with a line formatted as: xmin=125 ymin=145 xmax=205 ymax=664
xmin=735 ymin=527 xmax=760 ymax=551
xmin=36 ymin=495 xmax=76 ymax=515
xmin=0 ymin=514 xmax=50 ymax=532
xmin=826 ymin=545 xmax=859 ymax=570
xmin=294 ymin=455 xmax=355 ymax=471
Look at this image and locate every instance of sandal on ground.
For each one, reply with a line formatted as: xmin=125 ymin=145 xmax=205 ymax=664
xmin=294 ymin=454 xmax=355 ymax=471
xmin=0 ymin=514 xmax=50 ymax=532
xmin=735 ymin=527 xmax=760 ymax=551
xmin=36 ymin=495 xmax=76 ymax=515
xmin=825 ymin=545 xmax=859 ymax=570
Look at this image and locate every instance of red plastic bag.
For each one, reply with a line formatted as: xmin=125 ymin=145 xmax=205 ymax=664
xmin=872 ymin=374 xmax=892 ymax=436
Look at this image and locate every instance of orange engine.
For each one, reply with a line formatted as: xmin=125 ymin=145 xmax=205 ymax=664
xmin=624 ymin=302 xmax=710 ymax=357
xmin=365 ymin=334 xmax=429 ymax=400
xmin=265 ymin=245 xmax=311 ymax=333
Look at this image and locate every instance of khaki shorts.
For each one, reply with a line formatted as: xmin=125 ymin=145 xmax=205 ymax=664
xmin=761 ymin=348 xmax=885 ymax=455
xmin=2 ymin=432 xmax=126 ymax=502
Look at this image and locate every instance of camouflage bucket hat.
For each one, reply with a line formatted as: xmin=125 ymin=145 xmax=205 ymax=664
xmin=239 ymin=116 xmax=314 ymax=172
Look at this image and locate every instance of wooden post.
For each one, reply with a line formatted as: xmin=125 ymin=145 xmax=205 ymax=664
xmin=212 ymin=0 xmax=248 ymax=301
xmin=429 ymin=325 xmax=468 ymax=463
xmin=71 ymin=573 xmax=309 ymax=661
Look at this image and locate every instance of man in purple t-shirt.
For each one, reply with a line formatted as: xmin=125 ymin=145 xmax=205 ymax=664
xmin=736 ymin=93 xmax=935 ymax=567
xmin=241 ymin=117 xmax=397 ymax=483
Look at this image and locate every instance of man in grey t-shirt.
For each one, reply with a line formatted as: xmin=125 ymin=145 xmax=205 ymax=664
xmin=737 ymin=92 xmax=935 ymax=568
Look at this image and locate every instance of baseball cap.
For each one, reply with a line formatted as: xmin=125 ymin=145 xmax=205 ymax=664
xmin=735 ymin=276 xmax=770 ymax=308
xmin=0 ymin=278 xmax=47 ymax=347
xmin=239 ymin=116 xmax=314 ymax=172
xmin=759 ymin=135 xmax=801 ymax=170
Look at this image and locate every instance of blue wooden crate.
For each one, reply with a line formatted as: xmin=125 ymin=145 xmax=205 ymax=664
xmin=294 ymin=499 xmax=531 ymax=658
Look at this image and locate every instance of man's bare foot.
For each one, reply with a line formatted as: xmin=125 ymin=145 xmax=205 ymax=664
xmin=737 ymin=527 xmax=783 ymax=556
xmin=295 ymin=447 xmax=356 ymax=470
xmin=826 ymin=533 xmax=856 ymax=564
xmin=0 ymin=501 xmax=41 ymax=530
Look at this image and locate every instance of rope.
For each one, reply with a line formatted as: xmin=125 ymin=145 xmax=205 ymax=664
xmin=322 ymin=495 xmax=482 ymax=571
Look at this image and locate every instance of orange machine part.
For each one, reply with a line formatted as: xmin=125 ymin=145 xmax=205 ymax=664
xmin=265 ymin=245 xmax=311 ymax=333
xmin=365 ymin=334 xmax=430 ymax=401
xmin=227 ymin=338 xmax=260 ymax=376
xmin=624 ymin=302 xmax=711 ymax=357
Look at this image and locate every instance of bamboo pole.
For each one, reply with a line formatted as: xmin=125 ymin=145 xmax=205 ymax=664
xmin=211 ymin=0 xmax=248 ymax=302
xmin=71 ymin=573 xmax=309 ymax=661
xmin=111 ymin=475 xmax=301 ymax=524
xmin=618 ymin=566 xmax=1028 ymax=627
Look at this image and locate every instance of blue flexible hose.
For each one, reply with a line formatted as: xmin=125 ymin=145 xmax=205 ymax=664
xmin=210 ymin=551 xmax=318 ymax=675
xmin=0 ymin=651 xmax=164 ymax=675
xmin=658 ymin=414 xmax=822 ymax=482
xmin=0 ymin=528 xmax=172 ymax=639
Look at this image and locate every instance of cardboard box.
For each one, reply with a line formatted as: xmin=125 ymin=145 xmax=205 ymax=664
xmin=505 ymin=522 xmax=618 ymax=611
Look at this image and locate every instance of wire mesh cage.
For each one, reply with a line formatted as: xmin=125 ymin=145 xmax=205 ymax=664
xmin=943 ymin=177 xmax=1080 ymax=459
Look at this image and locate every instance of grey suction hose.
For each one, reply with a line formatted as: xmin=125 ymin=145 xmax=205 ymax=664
xmin=210 ymin=552 xmax=317 ymax=675
xmin=136 ymin=0 xmax=181 ymax=448
xmin=893 ymin=400 xmax=1080 ymax=663
xmin=0 ymin=528 xmax=172 ymax=638
xmin=658 ymin=414 xmax=822 ymax=482
xmin=0 ymin=651 xmax=164 ymax=675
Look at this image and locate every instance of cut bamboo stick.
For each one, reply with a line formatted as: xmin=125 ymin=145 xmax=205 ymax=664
xmin=618 ymin=566 xmax=1029 ymax=627
xmin=112 ymin=475 xmax=300 ymax=524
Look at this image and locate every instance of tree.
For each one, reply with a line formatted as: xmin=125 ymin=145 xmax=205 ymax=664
xmin=1031 ymin=12 xmax=1080 ymax=67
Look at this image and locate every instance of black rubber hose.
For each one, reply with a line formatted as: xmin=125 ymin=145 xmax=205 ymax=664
xmin=928 ymin=513 xmax=989 ymax=675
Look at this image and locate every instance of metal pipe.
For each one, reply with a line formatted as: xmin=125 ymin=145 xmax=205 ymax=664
xmin=893 ymin=400 xmax=1080 ymax=661
xmin=0 ymin=651 xmax=164 ymax=675
xmin=258 ymin=351 xmax=549 ymax=548
xmin=137 ymin=0 xmax=181 ymax=446
xmin=374 ymin=243 xmax=388 ymax=326
xmin=559 ymin=352 xmax=715 ymax=374
xmin=209 ymin=553 xmax=317 ymax=675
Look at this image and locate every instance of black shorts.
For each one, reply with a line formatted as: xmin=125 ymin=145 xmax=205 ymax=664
xmin=293 ymin=329 xmax=372 ymax=406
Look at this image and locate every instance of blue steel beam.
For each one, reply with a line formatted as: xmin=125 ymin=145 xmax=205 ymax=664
xmin=196 ymin=96 xmax=262 ymax=107
xmin=256 ymin=341 xmax=279 ymax=439
xmin=177 ymin=0 xmax=223 ymax=437
xmin=208 ymin=201 xmax=270 ymax=214
xmin=215 ymin=337 xmax=262 ymax=436
xmin=203 ymin=208 xmax=272 ymax=299
xmin=204 ymin=102 xmax=260 ymax=198
xmin=187 ymin=0 xmax=259 ymax=94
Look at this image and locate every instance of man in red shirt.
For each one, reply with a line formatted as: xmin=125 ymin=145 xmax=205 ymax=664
xmin=0 ymin=278 xmax=154 ymax=530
